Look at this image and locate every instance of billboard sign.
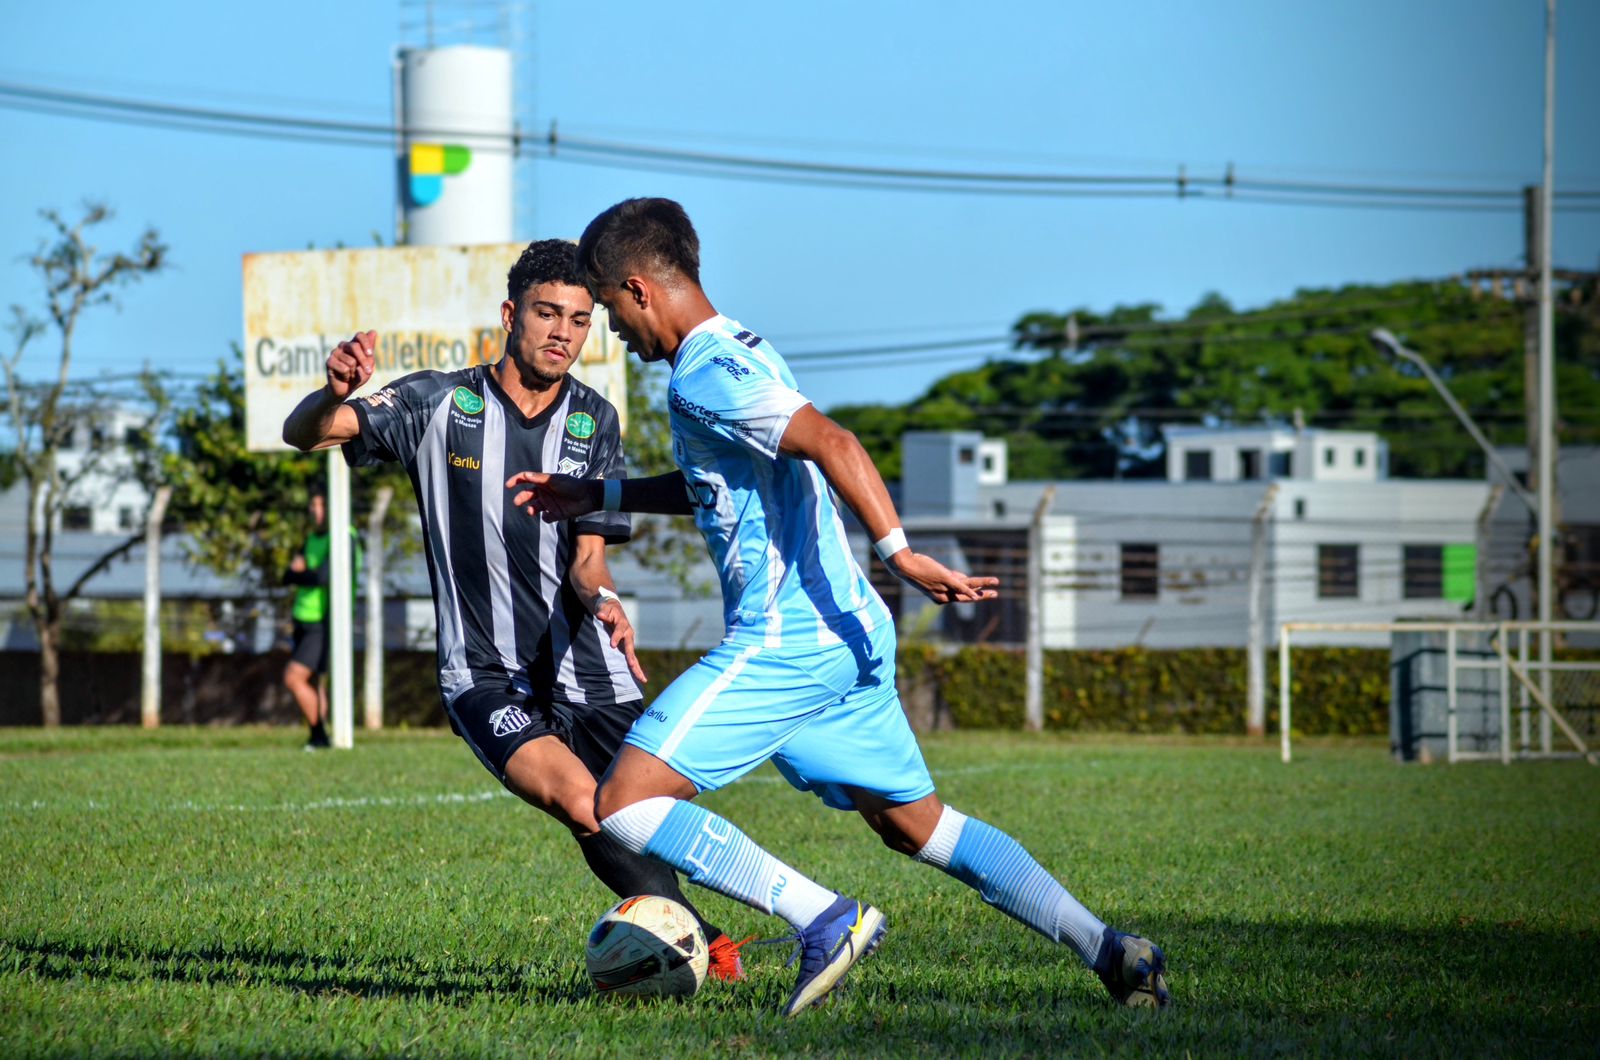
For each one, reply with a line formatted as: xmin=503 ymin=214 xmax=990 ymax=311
xmin=242 ymin=243 xmax=627 ymax=452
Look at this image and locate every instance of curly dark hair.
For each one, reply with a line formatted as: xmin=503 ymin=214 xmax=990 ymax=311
xmin=505 ymin=239 xmax=586 ymax=303
xmin=577 ymin=198 xmax=701 ymax=289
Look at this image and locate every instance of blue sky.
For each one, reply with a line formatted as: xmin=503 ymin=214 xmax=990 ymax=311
xmin=2 ymin=0 xmax=1596 ymax=413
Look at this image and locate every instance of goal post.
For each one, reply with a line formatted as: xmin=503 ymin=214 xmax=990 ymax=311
xmin=1277 ymin=620 xmax=1600 ymax=766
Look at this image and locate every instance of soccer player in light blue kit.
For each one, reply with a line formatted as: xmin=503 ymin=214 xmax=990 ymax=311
xmin=507 ymin=197 xmax=1169 ymax=1016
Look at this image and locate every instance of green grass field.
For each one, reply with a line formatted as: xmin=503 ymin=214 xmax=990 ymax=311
xmin=1 ymin=727 xmax=1596 ymax=1057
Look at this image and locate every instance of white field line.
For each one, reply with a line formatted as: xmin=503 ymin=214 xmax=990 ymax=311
xmin=2 ymin=760 xmax=1086 ymax=815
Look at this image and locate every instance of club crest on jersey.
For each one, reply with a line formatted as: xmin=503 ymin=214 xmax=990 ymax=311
xmin=489 ymin=705 xmax=532 ymax=738
xmin=565 ymin=412 xmax=596 ymax=439
xmin=363 ymin=388 xmax=398 ymax=409
xmin=452 ymin=387 xmax=484 ymax=415
xmin=557 ymin=457 xmax=588 ymax=476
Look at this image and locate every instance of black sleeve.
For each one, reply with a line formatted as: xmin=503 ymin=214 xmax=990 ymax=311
xmin=574 ymin=401 xmax=632 ymax=544
xmin=341 ymin=371 xmax=452 ymax=467
xmin=283 ymin=567 xmax=321 ymax=587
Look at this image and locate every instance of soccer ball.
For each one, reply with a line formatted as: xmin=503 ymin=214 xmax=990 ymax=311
xmin=585 ymin=895 xmax=708 ymax=997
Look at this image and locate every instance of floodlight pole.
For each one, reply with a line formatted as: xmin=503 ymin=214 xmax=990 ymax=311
xmin=1368 ymin=329 xmax=1536 ymax=517
xmin=1536 ymin=0 xmax=1557 ymax=706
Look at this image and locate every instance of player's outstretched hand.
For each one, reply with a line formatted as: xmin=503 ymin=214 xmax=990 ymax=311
xmin=505 ymin=471 xmax=600 ymax=522
xmin=594 ymin=597 xmax=648 ymax=683
xmin=887 ymin=551 xmax=1000 ymax=605
xmin=327 ymin=330 xmax=377 ymax=400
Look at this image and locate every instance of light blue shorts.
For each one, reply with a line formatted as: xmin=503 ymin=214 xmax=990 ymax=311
xmin=624 ymin=622 xmax=935 ymax=811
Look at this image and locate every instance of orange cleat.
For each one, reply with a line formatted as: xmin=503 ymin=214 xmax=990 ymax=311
xmin=706 ymin=933 xmax=755 ymax=982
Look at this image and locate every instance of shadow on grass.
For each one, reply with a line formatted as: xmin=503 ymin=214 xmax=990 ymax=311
xmin=779 ymin=914 xmax=1600 ymax=1056
xmin=1 ymin=935 xmax=590 ymax=1006
xmin=6 ymin=917 xmax=1599 ymax=1054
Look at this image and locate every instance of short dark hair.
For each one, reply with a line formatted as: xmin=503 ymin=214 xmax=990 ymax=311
xmin=577 ymin=198 xmax=701 ymax=289
xmin=506 ymin=239 xmax=586 ymax=303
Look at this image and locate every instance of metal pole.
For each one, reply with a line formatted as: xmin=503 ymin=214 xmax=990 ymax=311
xmin=328 ymin=449 xmax=354 ymax=750
xmin=1371 ymin=331 xmax=1535 ymax=516
xmin=1499 ymin=622 xmax=1512 ymax=765
xmin=140 ymin=485 xmax=172 ymax=729
xmin=1279 ymin=627 xmax=1292 ymax=763
xmin=1247 ymin=485 xmax=1279 ymax=736
xmin=1024 ymin=485 xmax=1057 ymax=732
xmin=1537 ymin=0 xmax=1557 ymax=728
xmin=1446 ymin=625 xmax=1459 ymax=764
xmin=363 ymin=485 xmax=392 ymax=731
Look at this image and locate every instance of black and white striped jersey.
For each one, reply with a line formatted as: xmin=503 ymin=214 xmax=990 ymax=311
xmin=343 ymin=364 xmax=640 ymax=708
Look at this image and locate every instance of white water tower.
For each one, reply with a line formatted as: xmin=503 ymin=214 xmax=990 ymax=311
xmin=397 ymin=44 xmax=514 ymax=246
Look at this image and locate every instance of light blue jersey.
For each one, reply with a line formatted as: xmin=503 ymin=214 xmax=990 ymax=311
xmin=668 ymin=315 xmax=892 ymax=649
xmin=626 ymin=313 xmax=932 ymax=810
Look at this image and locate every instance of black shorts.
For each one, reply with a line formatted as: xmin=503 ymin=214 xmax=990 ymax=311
xmin=289 ymin=620 xmax=328 ymax=675
xmin=447 ymin=681 xmax=646 ymax=785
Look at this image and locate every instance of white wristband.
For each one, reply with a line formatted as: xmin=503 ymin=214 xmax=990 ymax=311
xmin=601 ymin=479 xmax=622 ymax=512
xmin=591 ymin=585 xmax=620 ymax=614
xmin=873 ymin=527 xmax=909 ymax=561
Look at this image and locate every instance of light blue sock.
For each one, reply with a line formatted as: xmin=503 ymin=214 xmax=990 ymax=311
xmin=915 ymin=806 xmax=1105 ymax=965
xmin=601 ymin=796 xmax=836 ymax=927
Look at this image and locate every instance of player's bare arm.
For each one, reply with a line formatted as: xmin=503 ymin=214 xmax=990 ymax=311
xmin=777 ymin=404 xmax=1000 ymax=605
xmin=282 ymin=329 xmax=376 ymax=451
xmin=506 ymin=469 xmax=695 ymax=520
xmin=568 ymin=534 xmax=647 ymax=683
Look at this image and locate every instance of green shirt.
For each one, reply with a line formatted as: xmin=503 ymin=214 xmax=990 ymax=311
xmin=291 ymin=529 xmax=363 ymax=623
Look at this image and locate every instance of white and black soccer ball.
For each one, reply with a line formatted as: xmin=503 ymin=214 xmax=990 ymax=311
xmin=585 ymin=895 xmax=708 ymax=997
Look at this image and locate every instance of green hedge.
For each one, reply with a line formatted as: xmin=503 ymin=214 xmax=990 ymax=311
xmin=931 ymin=645 xmax=1389 ymax=735
xmin=371 ymin=645 xmax=1396 ymax=735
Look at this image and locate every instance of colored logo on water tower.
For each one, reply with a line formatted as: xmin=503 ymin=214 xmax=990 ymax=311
xmin=409 ymin=143 xmax=473 ymax=207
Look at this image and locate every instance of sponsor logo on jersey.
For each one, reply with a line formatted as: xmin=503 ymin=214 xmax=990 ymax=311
xmin=565 ymin=411 xmax=596 ymax=439
xmin=645 ymin=707 xmax=669 ymax=723
xmin=489 ymin=704 xmax=532 ymax=738
xmin=732 ymin=330 xmax=763 ymax=349
xmin=669 ymin=390 xmax=755 ymax=439
xmin=452 ymin=387 xmax=484 ymax=415
xmin=449 ymin=451 xmax=480 ymax=471
xmin=711 ymin=355 xmax=751 ymax=380
xmin=557 ymin=457 xmax=588 ymax=476
xmin=363 ymin=387 xmax=398 ymax=409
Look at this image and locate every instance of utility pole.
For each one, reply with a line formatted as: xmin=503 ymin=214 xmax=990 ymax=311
xmin=1024 ymin=485 xmax=1057 ymax=732
xmin=1247 ymin=484 xmax=1279 ymax=737
xmin=1536 ymin=0 xmax=1558 ymax=744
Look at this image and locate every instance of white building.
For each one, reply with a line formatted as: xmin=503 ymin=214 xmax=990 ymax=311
xmin=890 ymin=427 xmax=1492 ymax=648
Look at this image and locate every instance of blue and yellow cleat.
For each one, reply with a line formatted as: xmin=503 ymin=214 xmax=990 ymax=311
xmin=1093 ymin=926 xmax=1170 ymax=1008
xmin=781 ymin=895 xmax=888 ymax=1017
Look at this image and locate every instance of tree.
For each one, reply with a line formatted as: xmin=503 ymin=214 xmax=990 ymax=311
xmin=622 ymin=357 xmax=711 ymax=593
xmin=162 ymin=347 xmax=417 ymax=594
xmin=3 ymin=204 xmax=167 ymax=726
xmin=832 ymin=279 xmax=1600 ymax=483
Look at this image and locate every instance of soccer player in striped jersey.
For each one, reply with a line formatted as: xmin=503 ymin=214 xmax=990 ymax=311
xmin=508 ymin=200 xmax=1170 ymax=1015
xmin=282 ymin=239 xmax=747 ymax=981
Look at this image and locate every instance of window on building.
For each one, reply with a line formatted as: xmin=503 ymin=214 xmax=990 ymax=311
xmin=62 ymin=507 xmax=92 ymax=531
xmin=1318 ymin=544 xmax=1360 ymax=598
xmin=958 ymin=447 xmax=975 ymax=465
xmin=1184 ymin=450 xmax=1212 ymax=481
xmin=982 ymin=452 xmax=996 ymax=474
xmin=1239 ymin=448 xmax=1262 ymax=480
xmin=1269 ymin=451 xmax=1293 ymax=477
xmin=119 ymin=506 xmax=138 ymax=531
xmin=123 ymin=426 xmax=146 ymax=449
xmin=1404 ymin=544 xmax=1443 ymax=598
xmin=1354 ymin=447 xmax=1367 ymax=468
xmin=60 ymin=427 xmax=76 ymax=450
xmin=1294 ymin=498 xmax=1307 ymax=520
xmin=992 ymin=500 xmax=1007 ymax=518
xmin=1120 ymin=543 xmax=1159 ymax=599
xmin=1323 ymin=447 xmax=1336 ymax=467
